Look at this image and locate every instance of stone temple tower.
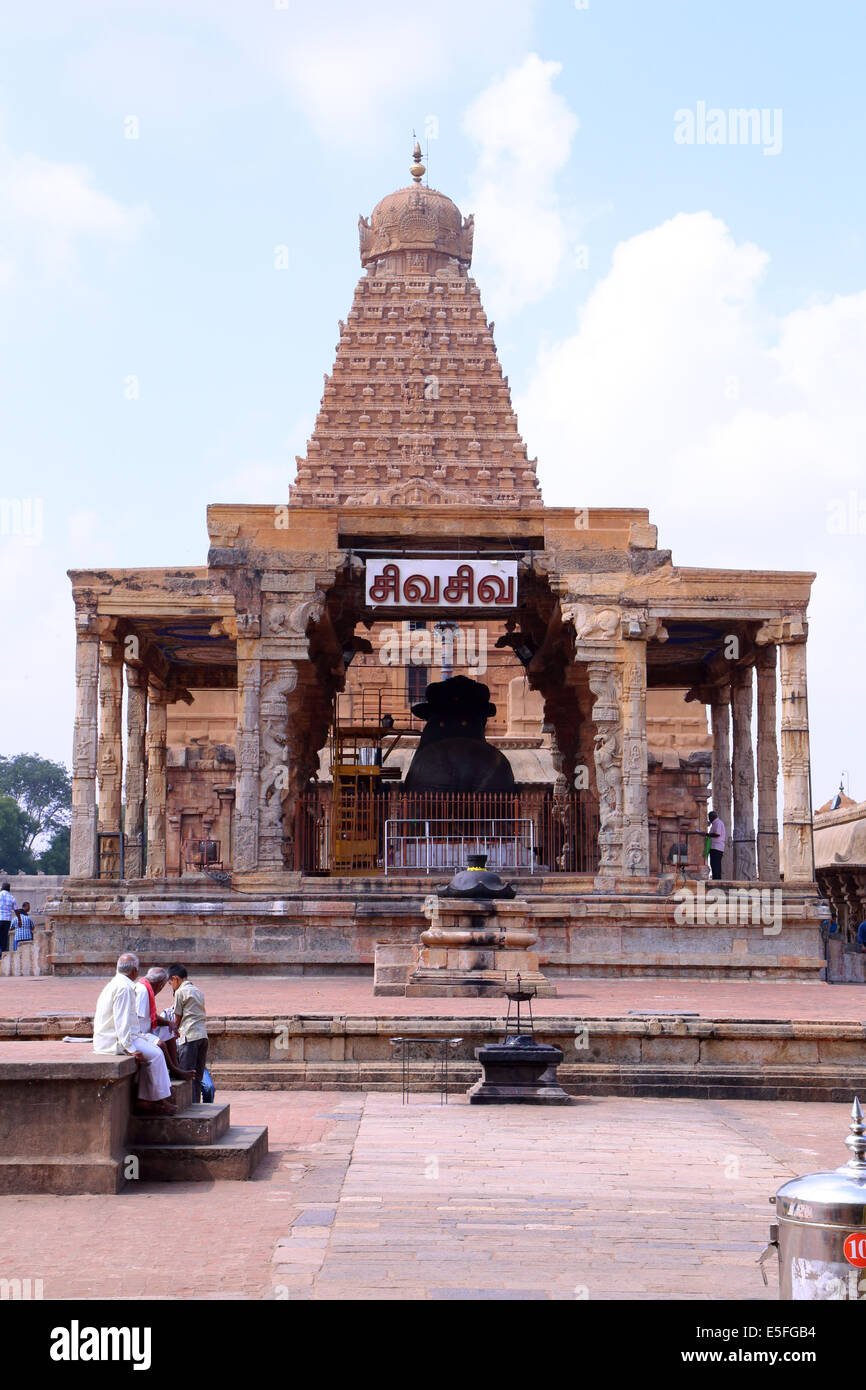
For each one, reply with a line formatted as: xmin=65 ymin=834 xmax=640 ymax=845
xmin=289 ymin=142 xmax=543 ymax=509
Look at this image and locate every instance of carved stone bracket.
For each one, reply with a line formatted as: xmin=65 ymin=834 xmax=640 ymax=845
xmin=563 ymin=603 xmax=621 ymax=643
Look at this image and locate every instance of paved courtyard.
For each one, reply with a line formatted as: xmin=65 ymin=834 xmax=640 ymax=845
xmin=2 ymin=973 xmax=866 ymax=1022
xmin=0 ymin=1089 xmax=854 ymax=1300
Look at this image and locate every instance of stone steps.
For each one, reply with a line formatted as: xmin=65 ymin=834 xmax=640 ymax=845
xmin=129 ymin=1126 xmax=268 ymax=1182
xmin=126 ymin=1080 xmax=267 ymax=1182
xmin=127 ymin=1101 xmax=230 ymax=1146
xmin=211 ymin=1058 xmax=866 ymax=1103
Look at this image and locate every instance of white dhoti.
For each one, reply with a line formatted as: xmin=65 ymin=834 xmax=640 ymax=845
xmin=131 ymin=1033 xmax=172 ymax=1101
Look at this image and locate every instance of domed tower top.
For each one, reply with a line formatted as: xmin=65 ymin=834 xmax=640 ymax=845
xmin=358 ymin=140 xmax=474 ymax=269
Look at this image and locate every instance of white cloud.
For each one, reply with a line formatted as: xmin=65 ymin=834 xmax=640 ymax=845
xmin=517 ymin=210 xmax=866 ymax=798
xmin=0 ymin=145 xmax=150 ymax=286
xmin=270 ymin=0 xmax=537 ymax=142
xmin=463 ymin=54 xmax=579 ymax=316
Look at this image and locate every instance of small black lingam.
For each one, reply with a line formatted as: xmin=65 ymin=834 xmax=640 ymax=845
xmin=467 ymin=973 xmax=571 ymax=1105
xmin=440 ymin=852 xmax=516 ymax=901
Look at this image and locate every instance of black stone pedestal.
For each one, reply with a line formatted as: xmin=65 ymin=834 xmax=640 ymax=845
xmin=467 ymin=1038 xmax=571 ymax=1105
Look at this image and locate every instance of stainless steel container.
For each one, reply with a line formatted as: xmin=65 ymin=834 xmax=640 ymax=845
xmin=760 ymin=1097 xmax=866 ymax=1299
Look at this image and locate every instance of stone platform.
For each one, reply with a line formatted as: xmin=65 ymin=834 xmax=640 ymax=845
xmin=0 ymin=1041 xmax=268 ymax=1192
xmin=3 ymin=975 xmax=865 ymax=1102
xmin=44 ymin=876 xmax=827 ymax=980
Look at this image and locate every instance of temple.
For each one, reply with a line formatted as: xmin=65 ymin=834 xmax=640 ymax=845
xmin=52 ymin=145 xmax=823 ymax=980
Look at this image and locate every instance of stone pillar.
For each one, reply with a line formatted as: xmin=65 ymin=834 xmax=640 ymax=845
xmin=730 ymin=665 xmax=756 ymax=880
xmin=70 ymin=614 xmax=100 ymax=878
xmin=124 ymin=665 xmax=147 ymax=878
xmin=233 ymin=658 xmax=261 ymax=873
xmin=709 ymin=687 xmax=734 ymax=881
xmin=145 ymin=685 xmax=168 ymax=879
xmin=587 ymin=660 xmax=624 ymax=880
xmin=97 ymin=635 xmax=123 ymax=877
xmin=216 ymin=788 xmax=235 ymax=867
xmin=779 ymin=636 xmax=813 ymax=882
xmin=621 ymin=641 xmax=649 ymax=875
xmin=258 ymin=661 xmax=299 ymax=870
xmin=755 ymin=645 xmax=780 ymax=881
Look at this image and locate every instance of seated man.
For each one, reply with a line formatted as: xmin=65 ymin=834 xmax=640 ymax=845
xmin=135 ymin=966 xmax=194 ymax=1081
xmin=93 ymin=952 xmax=176 ymax=1116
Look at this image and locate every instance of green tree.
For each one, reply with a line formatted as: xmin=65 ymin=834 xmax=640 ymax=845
xmin=0 ymin=795 xmax=37 ymax=873
xmin=36 ymin=825 xmax=70 ymax=875
xmin=0 ymin=754 xmax=71 ymax=854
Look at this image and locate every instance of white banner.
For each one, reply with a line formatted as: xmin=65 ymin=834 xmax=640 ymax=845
xmin=366 ymin=558 xmax=517 ymax=609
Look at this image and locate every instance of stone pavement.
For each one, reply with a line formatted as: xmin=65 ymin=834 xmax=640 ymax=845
xmin=270 ymin=1094 xmax=846 ymax=1301
xmin=3 ymin=974 xmax=866 ymax=1022
xmin=1 ymin=1088 xmax=854 ymax=1300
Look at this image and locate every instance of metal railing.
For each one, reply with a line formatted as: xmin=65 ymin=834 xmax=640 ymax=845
xmin=291 ymin=789 xmax=599 ymax=876
xmin=384 ymin=817 xmax=535 ymax=875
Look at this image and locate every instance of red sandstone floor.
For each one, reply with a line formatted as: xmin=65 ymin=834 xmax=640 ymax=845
xmin=0 ymin=1089 xmax=854 ymax=1300
xmin=1 ymin=974 xmax=865 ymax=1021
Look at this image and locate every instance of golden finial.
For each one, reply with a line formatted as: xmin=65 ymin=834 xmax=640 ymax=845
xmin=410 ymin=138 xmax=425 ymax=184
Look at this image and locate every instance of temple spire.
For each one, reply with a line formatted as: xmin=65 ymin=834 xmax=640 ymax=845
xmin=410 ymin=138 xmax=425 ymax=184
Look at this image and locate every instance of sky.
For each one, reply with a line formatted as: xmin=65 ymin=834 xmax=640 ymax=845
xmin=1 ymin=0 xmax=864 ymax=807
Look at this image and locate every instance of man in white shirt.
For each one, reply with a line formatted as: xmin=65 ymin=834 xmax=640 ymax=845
xmin=93 ymin=952 xmax=177 ymax=1115
xmin=707 ymin=810 xmax=726 ymax=881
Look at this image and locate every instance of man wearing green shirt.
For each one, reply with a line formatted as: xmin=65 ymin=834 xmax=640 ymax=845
xmin=167 ymin=963 xmax=209 ymax=1103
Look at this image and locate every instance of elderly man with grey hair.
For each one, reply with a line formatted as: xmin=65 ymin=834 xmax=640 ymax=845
xmin=93 ymin=953 xmax=177 ymax=1115
xmin=133 ymin=965 xmax=193 ymax=1081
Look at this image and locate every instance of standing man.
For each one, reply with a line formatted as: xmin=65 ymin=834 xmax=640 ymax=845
xmin=93 ymin=952 xmax=177 ymax=1116
xmin=0 ymin=882 xmax=19 ymax=962
xmin=707 ymin=809 xmax=726 ymax=882
xmin=168 ymin=964 xmax=209 ymax=1103
xmin=11 ymin=901 xmax=35 ymax=976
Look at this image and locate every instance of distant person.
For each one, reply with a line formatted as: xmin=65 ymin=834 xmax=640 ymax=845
xmin=707 ymin=810 xmax=726 ymax=881
xmin=0 ymin=882 xmax=18 ymax=960
xmin=11 ymin=901 xmax=35 ymax=976
xmin=857 ymin=921 xmax=866 ymax=953
xmin=168 ymin=964 xmax=208 ymax=1103
xmin=92 ymin=952 xmax=176 ymax=1116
